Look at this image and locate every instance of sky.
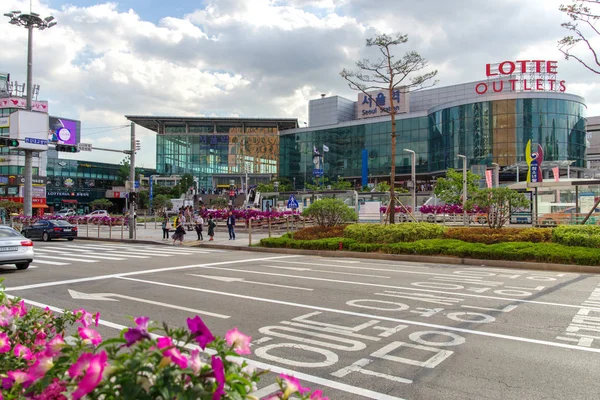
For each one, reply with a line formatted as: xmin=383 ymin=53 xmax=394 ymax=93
xmin=1 ymin=0 xmax=599 ymax=169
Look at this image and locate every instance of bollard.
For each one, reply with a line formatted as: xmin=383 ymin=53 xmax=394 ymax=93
xmin=97 ymin=221 xmax=100 ymax=238
xmin=121 ymin=218 xmax=124 ymax=239
xmin=249 ymin=219 xmax=252 ymax=246
xmin=144 ymin=212 xmax=147 ymax=229
xmin=268 ymin=218 xmax=272 ymax=238
xmin=109 ymin=220 xmax=112 ymax=239
xmin=154 ymin=214 xmax=157 ymax=229
xmin=286 ymin=217 xmax=289 ymax=233
xmin=303 ymin=217 xmax=306 ymax=229
xmin=86 ymin=220 xmax=89 ymax=237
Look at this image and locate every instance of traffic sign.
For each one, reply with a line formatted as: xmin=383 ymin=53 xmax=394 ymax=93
xmin=78 ymin=142 xmax=92 ymax=152
xmin=134 ymin=181 xmax=140 ymax=189
xmin=287 ymin=194 xmax=299 ymax=209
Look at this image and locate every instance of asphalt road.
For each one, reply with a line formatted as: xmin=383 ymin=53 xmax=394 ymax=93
xmin=2 ymin=240 xmax=600 ymax=399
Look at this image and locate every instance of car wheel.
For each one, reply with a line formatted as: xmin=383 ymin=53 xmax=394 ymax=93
xmin=67 ymin=238 xmax=74 ymax=241
xmin=42 ymin=232 xmax=50 ymax=242
xmin=15 ymin=263 xmax=29 ymax=270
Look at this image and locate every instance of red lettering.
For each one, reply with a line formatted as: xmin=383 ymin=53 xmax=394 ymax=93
xmin=475 ymin=82 xmax=488 ymax=94
xmin=486 ymin=64 xmax=497 ymax=77
xmin=516 ymin=60 xmax=530 ymax=73
xmin=546 ymin=61 xmax=558 ymax=74
xmin=493 ymin=81 xmax=504 ymax=92
xmin=523 ymin=79 xmax=532 ymax=91
xmin=536 ymin=79 xmax=544 ymax=91
xmin=533 ymin=60 xmax=545 ymax=73
xmin=549 ymin=80 xmax=556 ymax=90
xmin=559 ymin=80 xmax=566 ymax=92
xmin=509 ymin=79 xmax=518 ymax=91
xmin=499 ymin=61 xmax=515 ymax=75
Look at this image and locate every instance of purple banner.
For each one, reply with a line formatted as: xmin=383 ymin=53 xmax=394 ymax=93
xmin=48 ymin=117 xmax=80 ymax=145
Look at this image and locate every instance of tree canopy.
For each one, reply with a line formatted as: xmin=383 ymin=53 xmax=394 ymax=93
xmin=433 ymin=168 xmax=481 ymax=207
xmin=558 ymin=0 xmax=600 ymax=74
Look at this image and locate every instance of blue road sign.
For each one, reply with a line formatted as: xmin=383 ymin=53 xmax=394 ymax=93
xmin=287 ymin=194 xmax=299 ymax=209
xmin=134 ymin=180 xmax=140 ymax=189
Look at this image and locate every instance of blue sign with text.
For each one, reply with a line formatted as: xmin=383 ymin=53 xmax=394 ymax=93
xmin=287 ymin=194 xmax=299 ymax=209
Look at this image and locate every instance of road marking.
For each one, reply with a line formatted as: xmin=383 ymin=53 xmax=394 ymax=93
xmin=68 ymin=289 xmax=230 ymax=319
xmin=4 ymin=255 xmax=300 ymax=292
xmin=5 ymin=294 xmax=406 ymax=400
xmin=30 ymin=259 xmax=69 ymax=265
xmin=251 ymin=383 xmax=281 ymax=398
xmin=50 ymin=247 xmax=152 ymax=258
xmin=34 ymin=255 xmax=99 ymax=263
xmin=187 ymin=274 xmax=313 ymax=291
xmin=260 ymin=264 xmax=390 ymax=278
xmin=261 ymin=265 xmax=312 ymax=271
xmin=186 ymin=265 xmax=597 ymax=311
xmin=35 ymin=250 xmax=125 ymax=261
xmin=118 ymin=276 xmax=600 ymax=354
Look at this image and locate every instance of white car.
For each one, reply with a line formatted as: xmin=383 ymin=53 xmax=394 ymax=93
xmin=0 ymin=225 xmax=34 ymax=270
xmin=55 ymin=209 xmax=76 ymax=217
xmin=85 ymin=210 xmax=110 ymax=219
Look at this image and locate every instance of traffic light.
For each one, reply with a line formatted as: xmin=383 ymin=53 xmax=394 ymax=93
xmin=0 ymin=137 xmax=19 ymax=147
xmin=56 ymin=144 xmax=79 ymax=153
xmin=129 ymin=192 xmax=137 ymax=203
xmin=135 ymin=140 xmax=141 ymax=151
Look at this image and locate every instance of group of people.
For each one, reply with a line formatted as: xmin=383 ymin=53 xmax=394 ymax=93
xmin=161 ymin=209 xmax=236 ymax=245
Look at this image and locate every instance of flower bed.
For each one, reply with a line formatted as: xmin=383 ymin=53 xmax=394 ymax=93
xmin=0 ymin=284 xmax=328 ymax=399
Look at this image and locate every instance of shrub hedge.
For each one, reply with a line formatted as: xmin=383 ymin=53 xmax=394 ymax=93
xmin=258 ymin=236 xmax=600 ymax=265
xmin=343 ymin=223 xmax=446 ymax=244
xmin=444 ymin=227 xmax=551 ymax=244
xmin=293 ymin=225 xmax=347 ymax=240
xmin=552 ymin=225 xmax=600 ymax=248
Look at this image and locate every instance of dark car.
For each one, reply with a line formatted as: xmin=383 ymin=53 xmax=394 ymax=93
xmin=22 ymin=220 xmax=78 ymax=242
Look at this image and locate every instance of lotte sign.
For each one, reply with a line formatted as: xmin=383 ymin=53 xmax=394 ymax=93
xmin=475 ymin=60 xmax=566 ymax=95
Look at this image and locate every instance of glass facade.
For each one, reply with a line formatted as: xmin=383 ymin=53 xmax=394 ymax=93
xmin=280 ymin=98 xmax=586 ymax=186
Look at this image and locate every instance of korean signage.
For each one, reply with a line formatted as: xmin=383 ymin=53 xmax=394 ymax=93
xmin=475 ymin=60 xmax=567 ymax=95
xmin=357 ymin=88 xmax=410 ymax=120
xmin=0 ymin=97 xmax=48 ymax=112
xmin=525 ymin=140 xmax=544 ymax=183
xmin=0 ymin=116 xmax=8 ymax=128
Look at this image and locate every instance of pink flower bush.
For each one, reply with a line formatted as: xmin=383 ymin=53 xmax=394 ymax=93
xmin=68 ymin=352 xmax=108 ymax=399
xmin=187 ymin=315 xmax=215 ymax=349
xmin=225 ymin=327 xmax=252 ymax=355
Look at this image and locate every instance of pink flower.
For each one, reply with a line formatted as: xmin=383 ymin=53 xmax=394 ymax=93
xmin=29 ymin=355 xmax=54 ymax=381
xmin=94 ymin=312 xmax=100 ymax=327
xmin=280 ymin=374 xmax=310 ymax=396
xmin=225 ymin=327 xmax=252 ymax=355
xmin=189 ymin=349 xmax=204 ymax=374
xmin=30 ymin=378 xmax=67 ymax=399
xmin=211 ymin=356 xmax=225 ymax=400
xmin=124 ymin=316 xmax=151 ymax=347
xmin=0 ymin=306 xmax=14 ymax=327
xmin=34 ymin=330 xmax=47 ymax=347
xmin=13 ymin=344 xmax=32 ymax=360
xmin=45 ymin=337 xmax=65 ymax=356
xmin=157 ymin=336 xmax=172 ymax=349
xmin=186 ymin=316 xmax=215 ymax=349
xmin=74 ymin=309 xmax=94 ymax=327
xmin=0 ymin=332 xmax=11 ymax=353
xmin=310 ymin=390 xmax=329 ymax=400
xmin=156 ymin=337 xmax=188 ymax=369
xmin=11 ymin=301 xmax=27 ymax=318
xmin=68 ymin=352 xmax=108 ymax=400
xmin=78 ymin=327 xmax=102 ymax=346
xmin=6 ymin=370 xmax=33 ymax=388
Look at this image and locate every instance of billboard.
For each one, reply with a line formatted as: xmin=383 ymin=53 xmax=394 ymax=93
xmin=48 ymin=116 xmax=80 ymax=145
xmin=9 ymin=110 xmax=49 ymax=151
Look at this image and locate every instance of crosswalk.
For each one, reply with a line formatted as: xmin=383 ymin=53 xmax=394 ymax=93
xmin=29 ymin=243 xmax=223 ymax=269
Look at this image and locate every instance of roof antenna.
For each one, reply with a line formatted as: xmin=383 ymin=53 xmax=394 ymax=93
xmin=320 ymin=94 xmax=326 ymax=98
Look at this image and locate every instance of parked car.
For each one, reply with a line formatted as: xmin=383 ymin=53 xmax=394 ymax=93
xmin=84 ymin=210 xmax=110 ymax=219
xmin=55 ymin=209 xmax=76 ymax=217
xmin=22 ymin=220 xmax=77 ymax=242
xmin=0 ymin=225 xmax=34 ymax=270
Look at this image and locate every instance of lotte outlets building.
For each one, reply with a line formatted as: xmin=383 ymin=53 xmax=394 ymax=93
xmin=280 ymin=60 xmax=587 ymax=188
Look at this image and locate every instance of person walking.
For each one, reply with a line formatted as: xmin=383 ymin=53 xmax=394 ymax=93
xmin=161 ymin=216 xmax=171 ymax=241
xmin=226 ymin=210 xmax=236 ymax=240
xmin=195 ymin=214 xmax=204 ymax=241
xmin=172 ymin=218 xmax=186 ymax=245
xmin=207 ymin=215 xmax=216 ymax=241
xmin=185 ymin=207 xmax=192 ymax=231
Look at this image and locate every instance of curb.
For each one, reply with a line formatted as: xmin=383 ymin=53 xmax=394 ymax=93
xmin=76 ymin=236 xmax=600 ymax=274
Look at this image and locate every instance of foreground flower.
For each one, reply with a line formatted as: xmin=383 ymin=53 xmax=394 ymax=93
xmin=189 ymin=349 xmax=205 ymax=374
xmin=211 ymin=356 xmax=225 ymax=400
xmin=74 ymin=309 xmax=94 ymax=327
xmin=68 ymin=352 xmax=108 ymax=400
xmin=45 ymin=336 xmax=65 ymax=356
xmin=280 ymin=374 xmax=310 ymax=397
xmin=187 ymin=316 xmax=215 ymax=349
xmin=310 ymin=389 xmax=329 ymax=400
xmin=5 ymin=370 xmax=32 ymax=388
xmin=0 ymin=332 xmax=11 ymax=353
xmin=225 ymin=327 xmax=252 ymax=355
xmin=29 ymin=355 xmax=54 ymax=381
xmin=78 ymin=327 xmax=102 ymax=346
xmin=157 ymin=337 xmax=188 ymax=369
xmin=124 ymin=316 xmax=151 ymax=346
xmin=0 ymin=306 xmax=14 ymax=327
xmin=13 ymin=344 xmax=32 ymax=360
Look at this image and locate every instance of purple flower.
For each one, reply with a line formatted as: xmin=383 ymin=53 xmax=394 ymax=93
xmin=124 ymin=316 xmax=151 ymax=347
xmin=68 ymin=352 xmax=108 ymax=400
xmin=186 ymin=316 xmax=215 ymax=349
xmin=211 ymin=356 xmax=225 ymax=400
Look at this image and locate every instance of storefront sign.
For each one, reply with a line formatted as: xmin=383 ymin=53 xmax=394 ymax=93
xmin=0 ymin=97 xmax=48 ymax=112
xmin=475 ymin=60 xmax=566 ymax=95
xmin=525 ymin=139 xmax=544 ymax=183
xmin=357 ymin=88 xmax=409 ymax=119
xmin=0 ymin=117 xmax=9 ymax=128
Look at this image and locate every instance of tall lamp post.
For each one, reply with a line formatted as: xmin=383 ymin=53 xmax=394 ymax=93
xmin=457 ymin=154 xmax=467 ymax=226
xmin=403 ymin=149 xmax=416 ymax=214
xmin=491 ymin=162 xmax=500 ymax=188
xmin=4 ymin=10 xmax=57 ymax=217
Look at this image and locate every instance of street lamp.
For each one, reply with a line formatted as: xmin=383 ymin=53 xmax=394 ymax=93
xmin=457 ymin=154 xmax=467 ymax=226
xmin=403 ymin=149 xmax=416 ymax=214
xmin=4 ymin=10 xmax=57 ymax=217
xmin=491 ymin=162 xmax=500 ymax=188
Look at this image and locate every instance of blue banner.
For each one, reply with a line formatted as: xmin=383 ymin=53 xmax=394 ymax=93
xmin=149 ymin=176 xmax=154 ymax=206
xmin=361 ymin=149 xmax=368 ymax=187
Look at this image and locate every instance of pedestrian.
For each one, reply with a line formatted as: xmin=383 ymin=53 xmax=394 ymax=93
xmin=226 ymin=210 xmax=236 ymax=240
xmin=185 ymin=207 xmax=192 ymax=230
xmin=161 ymin=216 xmax=171 ymax=241
xmin=195 ymin=213 xmax=204 ymax=241
xmin=172 ymin=218 xmax=186 ymax=245
xmin=207 ymin=215 xmax=216 ymax=241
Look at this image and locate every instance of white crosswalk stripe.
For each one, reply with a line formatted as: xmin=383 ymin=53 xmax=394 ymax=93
xmin=30 ymin=243 xmax=221 ymax=268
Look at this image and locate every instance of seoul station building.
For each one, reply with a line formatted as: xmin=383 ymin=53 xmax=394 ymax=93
xmin=279 ymin=59 xmax=587 ymax=188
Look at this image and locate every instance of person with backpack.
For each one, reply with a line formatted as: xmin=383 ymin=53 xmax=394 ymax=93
xmin=207 ymin=215 xmax=216 ymax=241
xmin=172 ymin=218 xmax=186 ymax=245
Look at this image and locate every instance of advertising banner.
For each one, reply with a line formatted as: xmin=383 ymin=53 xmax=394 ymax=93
xmin=9 ymin=110 xmax=49 ymax=151
xmin=0 ymin=97 xmax=48 ymax=112
xmin=48 ymin=116 xmax=80 ymax=145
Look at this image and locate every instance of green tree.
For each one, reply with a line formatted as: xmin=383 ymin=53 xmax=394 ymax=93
xmin=558 ymin=0 xmax=600 ymax=74
xmin=180 ymin=174 xmax=195 ymax=194
xmin=434 ymin=168 xmax=481 ymax=207
xmin=137 ymin=190 xmax=149 ymax=210
xmin=331 ymin=178 xmax=353 ymax=190
xmin=302 ymin=198 xmax=358 ymax=227
xmin=211 ymin=197 xmax=229 ymax=209
xmin=473 ymin=188 xmax=530 ymax=229
xmin=90 ymin=198 xmax=114 ymax=211
xmin=0 ymin=200 xmax=22 ymax=214
xmin=153 ymin=186 xmax=174 ymax=196
xmin=341 ymin=33 xmax=438 ymax=224
xmin=152 ymin=194 xmax=173 ymax=213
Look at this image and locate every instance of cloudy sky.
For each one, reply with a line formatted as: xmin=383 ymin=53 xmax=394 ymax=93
xmin=1 ymin=0 xmax=599 ymax=168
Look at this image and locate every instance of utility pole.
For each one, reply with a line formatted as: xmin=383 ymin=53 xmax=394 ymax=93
xmin=457 ymin=154 xmax=467 ymax=226
xmin=129 ymin=122 xmax=136 ymax=239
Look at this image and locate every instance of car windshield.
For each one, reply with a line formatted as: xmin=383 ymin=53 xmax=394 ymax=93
xmin=0 ymin=227 xmax=22 ymax=238
xmin=51 ymin=220 xmax=72 ymax=226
